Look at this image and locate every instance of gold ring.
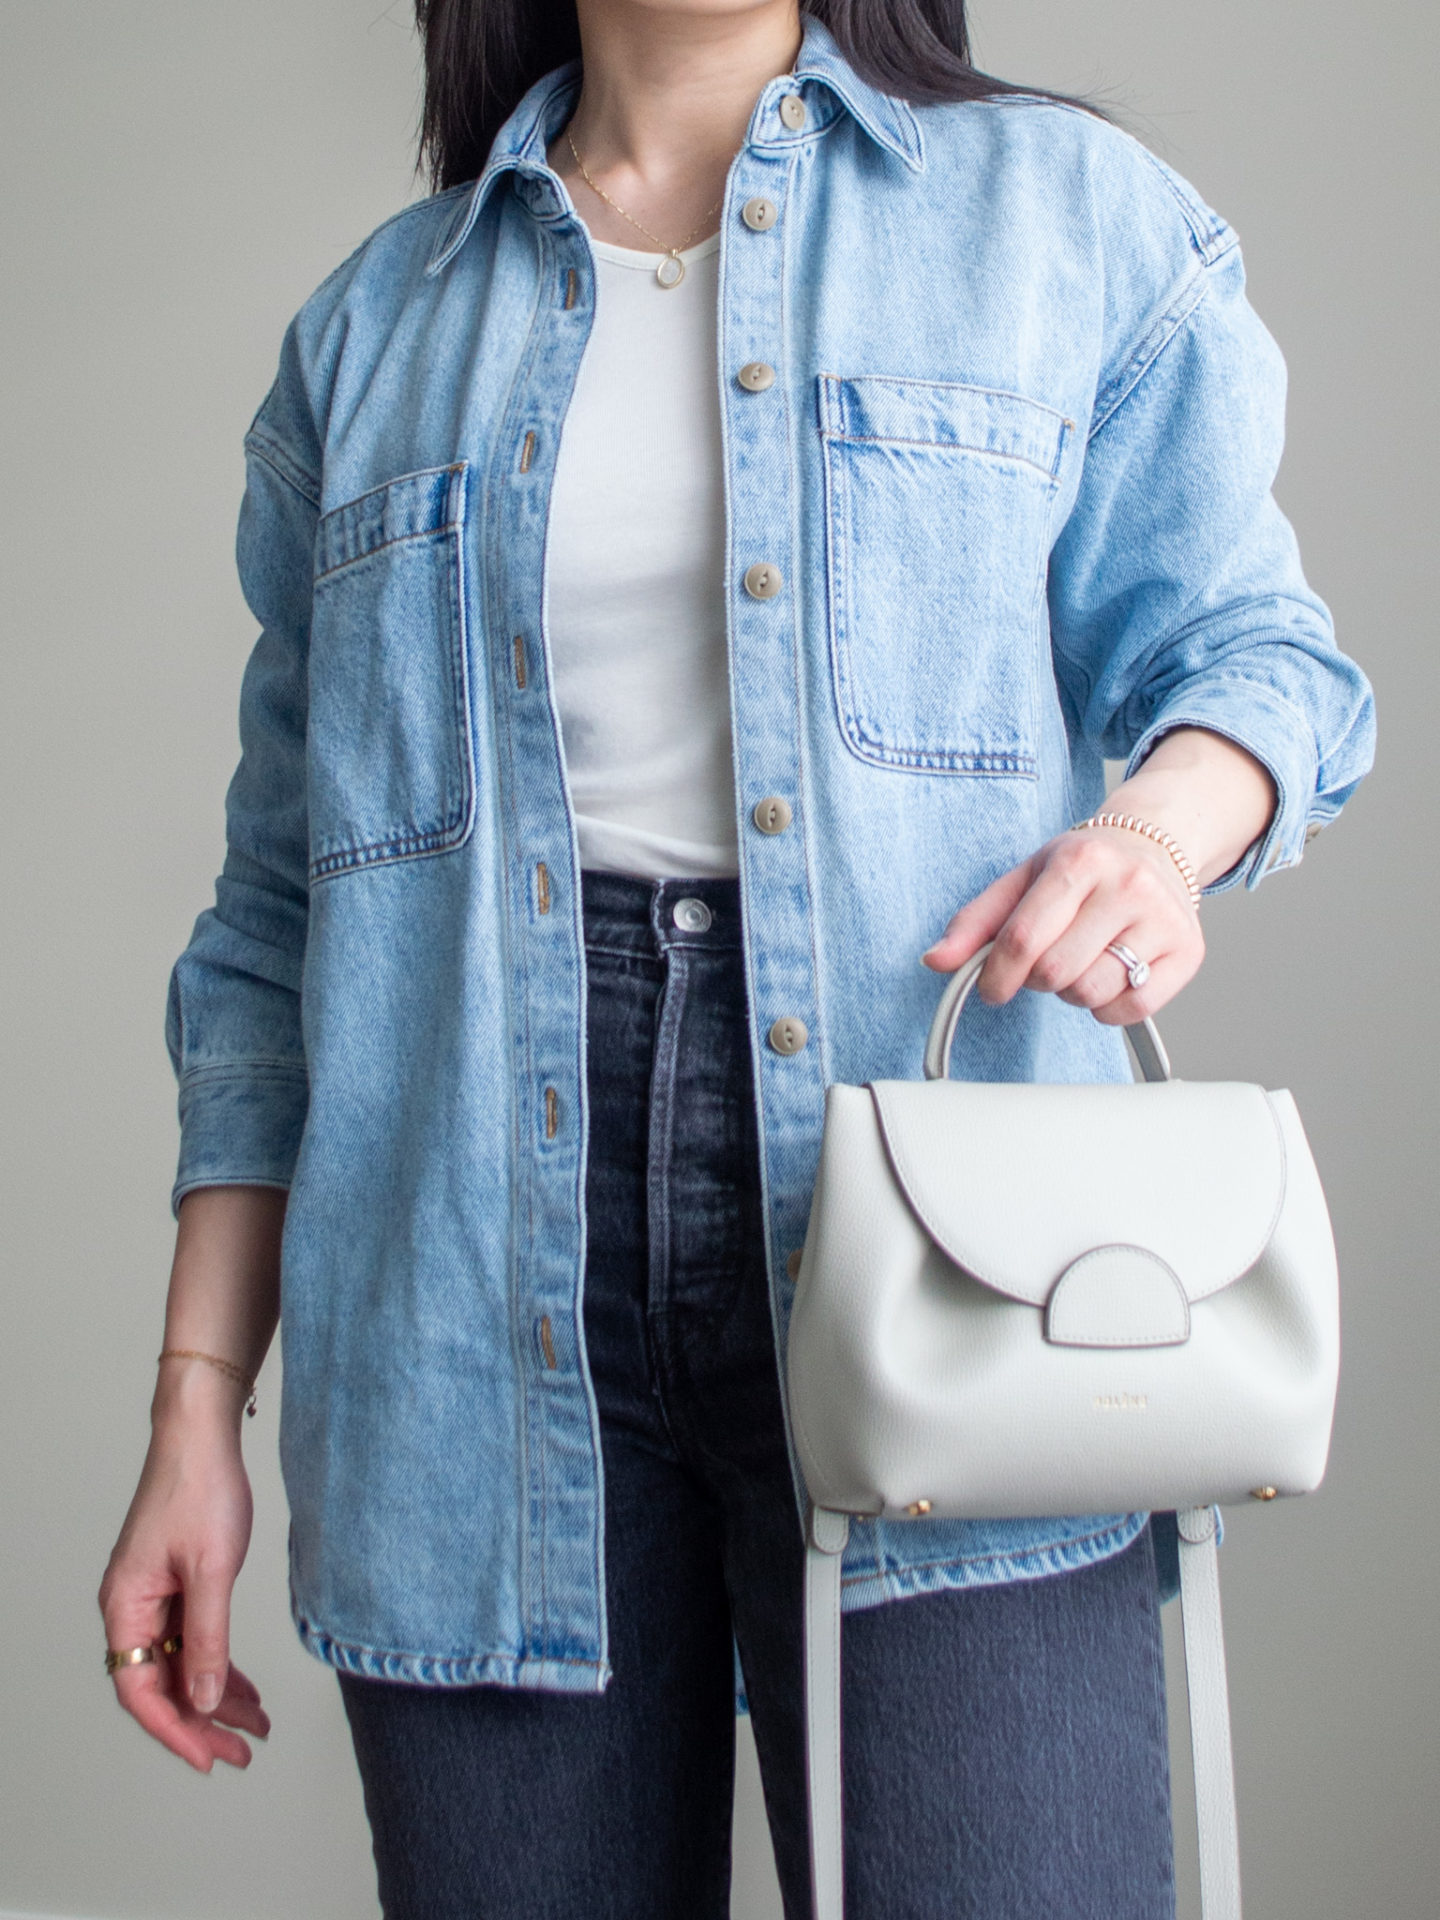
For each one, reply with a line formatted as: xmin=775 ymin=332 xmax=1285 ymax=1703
xmin=105 ymin=1633 xmax=183 ymax=1674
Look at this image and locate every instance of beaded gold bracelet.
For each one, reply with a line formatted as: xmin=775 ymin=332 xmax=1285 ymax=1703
xmin=1071 ymin=811 xmax=1203 ymax=911
xmin=157 ymin=1347 xmax=258 ymax=1417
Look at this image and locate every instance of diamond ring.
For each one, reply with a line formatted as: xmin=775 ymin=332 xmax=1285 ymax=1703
xmin=1106 ymin=941 xmax=1151 ymax=990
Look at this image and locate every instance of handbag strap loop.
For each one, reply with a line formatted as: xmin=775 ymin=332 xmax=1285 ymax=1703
xmin=922 ymin=941 xmax=1171 ymax=1085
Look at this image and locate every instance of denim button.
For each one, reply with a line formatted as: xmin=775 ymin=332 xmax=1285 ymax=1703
xmin=744 ymin=561 xmax=783 ymax=600
xmin=779 ymin=94 xmax=807 ymax=131
xmin=737 ymin=361 xmax=776 ymax=392
xmin=742 ymin=196 xmax=779 ymax=232
xmin=672 ymin=897 xmax=713 ymax=933
xmin=785 ymin=1247 xmax=804 ymax=1281
xmin=752 ymin=795 xmax=793 ymax=834
xmin=768 ymin=1015 xmax=809 ymax=1054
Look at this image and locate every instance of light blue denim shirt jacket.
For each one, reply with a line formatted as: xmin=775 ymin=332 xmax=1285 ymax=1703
xmin=168 ymin=17 xmax=1375 ymax=1690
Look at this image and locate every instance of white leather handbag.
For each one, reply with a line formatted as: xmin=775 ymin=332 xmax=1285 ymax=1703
xmin=786 ymin=942 xmax=1340 ymax=1920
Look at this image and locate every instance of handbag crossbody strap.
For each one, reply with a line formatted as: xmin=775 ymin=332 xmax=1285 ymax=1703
xmin=804 ymin=1506 xmax=850 ymax=1918
xmin=803 ymin=1504 xmax=1242 ymax=1919
xmin=1176 ymin=1505 xmax=1243 ymax=1920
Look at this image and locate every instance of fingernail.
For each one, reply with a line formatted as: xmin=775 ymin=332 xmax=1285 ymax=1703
xmin=192 ymin=1672 xmax=222 ymax=1713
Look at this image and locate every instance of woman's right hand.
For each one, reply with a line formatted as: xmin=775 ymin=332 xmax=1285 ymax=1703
xmin=99 ymin=1367 xmax=270 ymax=1770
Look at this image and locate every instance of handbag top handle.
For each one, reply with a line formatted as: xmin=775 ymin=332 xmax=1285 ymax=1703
xmin=923 ymin=942 xmax=1172 ymax=1086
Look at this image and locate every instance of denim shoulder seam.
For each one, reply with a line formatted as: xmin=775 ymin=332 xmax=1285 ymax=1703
xmin=1088 ymin=262 xmax=1212 ymax=442
xmin=1134 ymin=146 xmax=1237 ymax=267
xmin=961 ymin=98 xmax=1237 ymax=442
xmin=244 ymin=427 xmax=322 ymax=507
xmin=966 ymin=96 xmax=1236 ymax=267
xmin=299 ymin=182 xmax=474 ymax=308
xmin=244 ymin=182 xmax=474 ymax=500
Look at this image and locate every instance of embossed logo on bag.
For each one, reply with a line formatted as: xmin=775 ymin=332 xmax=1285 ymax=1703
xmin=1094 ymin=1392 xmax=1149 ymax=1412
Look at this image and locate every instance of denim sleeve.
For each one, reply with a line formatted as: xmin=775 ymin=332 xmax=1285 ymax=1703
xmin=165 ymin=380 xmax=319 ymax=1215
xmin=1047 ymin=241 xmax=1376 ymax=891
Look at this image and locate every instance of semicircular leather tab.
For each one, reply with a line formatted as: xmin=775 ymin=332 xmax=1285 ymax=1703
xmin=1044 ymin=1244 xmax=1192 ymax=1349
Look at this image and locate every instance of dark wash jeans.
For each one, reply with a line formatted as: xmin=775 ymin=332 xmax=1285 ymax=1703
xmin=338 ymin=871 xmax=1176 ymax=1919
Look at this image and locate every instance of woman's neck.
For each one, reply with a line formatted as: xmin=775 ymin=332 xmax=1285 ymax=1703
xmin=550 ymin=0 xmax=803 ymax=252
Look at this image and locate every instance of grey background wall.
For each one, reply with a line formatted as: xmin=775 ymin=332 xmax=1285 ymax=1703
xmin=1 ymin=3 xmax=1433 ymax=1915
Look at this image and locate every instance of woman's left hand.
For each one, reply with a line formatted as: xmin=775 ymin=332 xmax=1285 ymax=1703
xmin=920 ymin=824 xmax=1203 ymax=1025
xmin=919 ymin=729 xmax=1280 ymax=1022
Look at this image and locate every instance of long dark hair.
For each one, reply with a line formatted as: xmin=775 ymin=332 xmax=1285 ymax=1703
xmin=415 ymin=1 xmax=1079 ymax=193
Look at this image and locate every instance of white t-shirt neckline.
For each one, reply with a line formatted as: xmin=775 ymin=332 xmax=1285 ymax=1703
xmin=585 ymin=230 xmax=722 ymax=273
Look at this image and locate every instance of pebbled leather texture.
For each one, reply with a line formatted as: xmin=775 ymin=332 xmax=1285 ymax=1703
xmin=869 ymin=1076 xmax=1287 ymax=1307
xmin=788 ymin=1080 xmax=1337 ymax=1519
xmin=787 ymin=948 xmax=1339 ymax=1521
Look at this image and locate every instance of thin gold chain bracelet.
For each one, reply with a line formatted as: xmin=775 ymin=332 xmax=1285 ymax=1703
xmin=157 ymin=1348 xmax=258 ymax=1417
xmin=1071 ymin=811 xmax=1203 ymax=911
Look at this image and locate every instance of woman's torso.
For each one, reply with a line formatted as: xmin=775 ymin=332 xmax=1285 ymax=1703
xmin=170 ymin=24 xmax=1367 ymax=1683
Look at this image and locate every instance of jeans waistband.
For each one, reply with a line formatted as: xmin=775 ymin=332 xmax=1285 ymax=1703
xmin=580 ymin=869 xmax=743 ymax=958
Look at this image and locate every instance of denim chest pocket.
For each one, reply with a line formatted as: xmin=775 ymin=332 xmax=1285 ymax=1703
xmin=819 ymin=375 xmax=1071 ymax=776
xmin=308 ymin=464 xmax=474 ymax=881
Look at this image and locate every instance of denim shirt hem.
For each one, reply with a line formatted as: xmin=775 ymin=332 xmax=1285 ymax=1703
xmin=290 ymin=1514 xmax=1150 ymax=1693
xmin=838 ymin=1511 xmax=1150 ymax=1614
xmin=292 ymin=1604 xmax=614 ymax=1695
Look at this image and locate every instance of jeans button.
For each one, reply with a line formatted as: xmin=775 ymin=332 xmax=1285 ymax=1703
xmin=672 ymin=896 xmax=713 ymax=933
xmin=742 ymin=195 xmax=779 ymax=232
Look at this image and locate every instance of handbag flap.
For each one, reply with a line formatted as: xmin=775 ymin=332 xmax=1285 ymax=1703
xmin=867 ymin=1078 xmax=1286 ymax=1307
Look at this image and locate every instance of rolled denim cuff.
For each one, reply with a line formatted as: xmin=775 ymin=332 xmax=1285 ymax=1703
xmin=1123 ymin=678 xmax=1322 ymax=896
xmin=171 ymin=1063 xmax=309 ymax=1216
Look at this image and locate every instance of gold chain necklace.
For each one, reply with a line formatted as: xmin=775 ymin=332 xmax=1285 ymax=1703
xmin=566 ymin=129 xmax=722 ymax=289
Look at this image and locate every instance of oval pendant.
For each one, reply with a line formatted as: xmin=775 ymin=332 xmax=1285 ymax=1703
xmin=656 ymin=253 xmax=685 ymax=289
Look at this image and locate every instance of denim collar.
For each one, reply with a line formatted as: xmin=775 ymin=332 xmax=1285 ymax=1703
xmin=426 ymin=13 xmax=924 ymax=276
